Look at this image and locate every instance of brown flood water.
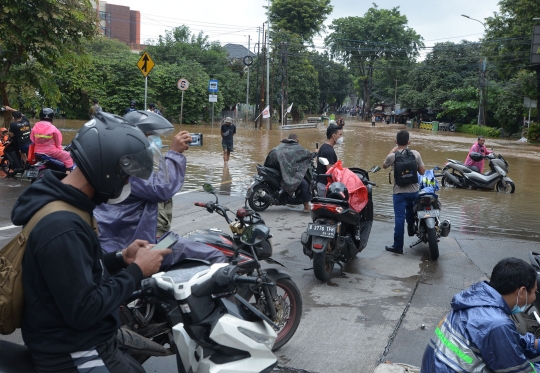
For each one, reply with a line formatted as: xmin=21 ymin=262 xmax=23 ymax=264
xmin=54 ymin=118 xmax=540 ymax=242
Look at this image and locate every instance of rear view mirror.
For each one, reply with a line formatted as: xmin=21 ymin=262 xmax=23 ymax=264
xmin=370 ymin=166 xmax=381 ymax=173
xmin=318 ymin=157 xmax=329 ymax=166
xmin=203 ymin=183 xmax=214 ymax=193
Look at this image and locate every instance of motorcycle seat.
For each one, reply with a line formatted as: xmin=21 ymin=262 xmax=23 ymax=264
xmin=311 ymin=197 xmax=349 ymax=208
xmin=257 ymin=165 xmax=281 ymax=178
xmin=0 ymin=340 xmax=36 ymax=373
xmin=35 ymin=153 xmax=66 ymax=169
xmin=466 ymin=165 xmax=480 ymax=173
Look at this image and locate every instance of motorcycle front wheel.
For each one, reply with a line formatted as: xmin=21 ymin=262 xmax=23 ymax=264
xmin=496 ymin=180 xmax=515 ymax=194
xmin=313 ymin=241 xmax=335 ymax=282
xmin=427 ymin=227 xmax=439 ymax=260
xmin=270 ymin=278 xmax=303 ymax=351
xmin=248 ymin=183 xmax=272 ymax=212
xmin=441 ymin=175 xmax=457 ymax=188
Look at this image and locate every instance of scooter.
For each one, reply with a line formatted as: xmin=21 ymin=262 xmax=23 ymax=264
xmin=300 ymin=159 xmax=380 ymax=281
xmin=246 ymin=163 xmax=315 ymax=212
xmin=0 ymin=234 xmax=279 ymax=373
xmin=185 ymin=183 xmax=302 ymax=351
xmin=511 ymin=252 xmax=540 ymax=338
xmin=441 ymin=151 xmax=515 ymax=193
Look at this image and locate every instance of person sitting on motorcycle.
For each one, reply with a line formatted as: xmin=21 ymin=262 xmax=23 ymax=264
xmin=30 ymin=108 xmax=74 ymax=169
xmin=464 ymin=136 xmax=492 ymax=173
xmin=0 ymin=127 xmax=8 ymax=155
xmin=94 ymin=110 xmax=226 ymax=268
xmin=337 ymin=117 xmax=345 ymax=127
xmin=421 ymin=257 xmax=540 ymax=372
xmin=264 ymin=133 xmax=315 ymax=213
xmin=13 ymin=112 xmax=171 ymax=373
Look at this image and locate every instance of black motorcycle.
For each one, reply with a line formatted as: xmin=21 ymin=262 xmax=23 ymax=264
xmin=246 ymin=163 xmax=316 ymax=212
xmin=300 ymin=163 xmax=380 ymax=281
xmin=185 ymin=183 xmax=302 ymax=351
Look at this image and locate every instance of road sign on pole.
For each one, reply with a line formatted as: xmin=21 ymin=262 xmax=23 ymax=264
xmin=137 ymin=52 xmax=155 ymax=77
xmin=178 ymin=78 xmax=189 ymax=124
xmin=208 ymin=79 xmax=218 ymax=93
xmin=209 ymin=94 xmax=218 ymax=103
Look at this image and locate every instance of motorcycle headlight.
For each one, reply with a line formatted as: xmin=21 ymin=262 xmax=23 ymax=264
xmin=237 ymin=326 xmax=275 ymax=349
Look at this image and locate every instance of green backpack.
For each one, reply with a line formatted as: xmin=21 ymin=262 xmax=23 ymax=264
xmin=0 ymin=200 xmax=96 ymax=335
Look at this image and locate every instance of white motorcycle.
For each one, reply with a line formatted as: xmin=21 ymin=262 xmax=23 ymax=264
xmin=0 ymin=225 xmax=279 ymax=373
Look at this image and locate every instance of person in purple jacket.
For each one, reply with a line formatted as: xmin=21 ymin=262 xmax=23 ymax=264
xmin=464 ymin=136 xmax=492 ymax=174
xmin=94 ymin=111 xmax=226 ymax=268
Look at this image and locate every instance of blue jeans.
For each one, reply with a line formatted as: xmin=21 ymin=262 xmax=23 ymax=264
xmin=393 ymin=192 xmax=418 ymax=250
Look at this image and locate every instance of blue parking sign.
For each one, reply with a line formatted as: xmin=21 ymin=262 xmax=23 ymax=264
xmin=209 ymin=79 xmax=218 ymax=93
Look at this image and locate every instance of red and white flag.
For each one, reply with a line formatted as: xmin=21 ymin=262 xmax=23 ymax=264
xmin=262 ymin=105 xmax=270 ymax=118
xmin=286 ymin=102 xmax=294 ymax=113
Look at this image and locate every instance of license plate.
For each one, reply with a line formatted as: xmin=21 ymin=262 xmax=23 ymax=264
xmin=307 ymin=223 xmax=336 ymax=238
xmin=417 ymin=210 xmax=440 ymax=219
xmin=25 ymin=169 xmax=39 ymax=178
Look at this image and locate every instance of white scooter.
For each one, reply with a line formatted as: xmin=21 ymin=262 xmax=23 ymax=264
xmin=0 ymin=225 xmax=279 ymax=373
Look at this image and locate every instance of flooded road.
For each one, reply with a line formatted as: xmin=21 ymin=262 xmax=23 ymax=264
xmin=34 ymin=119 xmax=540 ymax=241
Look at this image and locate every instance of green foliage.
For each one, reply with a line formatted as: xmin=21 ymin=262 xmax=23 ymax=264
xmin=308 ymin=52 xmax=353 ymax=110
xmin=0 ymin=0 xmax=97 ymax=111
xmin=269 ymin=0 xmax=333 ymax=43
xmin=459 ymin=124 xmax=500 ymax=138
xmin=527 ymin=123 xmax=540 ymax=142
xmin=438 ymin=87 xmax=479 ymax=123
xmin=325 ymin=4 xmax=423 ymax=115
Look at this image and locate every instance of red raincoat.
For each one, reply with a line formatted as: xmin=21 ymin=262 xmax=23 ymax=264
xmin=326 ymin=160 xmax=368 ymax=212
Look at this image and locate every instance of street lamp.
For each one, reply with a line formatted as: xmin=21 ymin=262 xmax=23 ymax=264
xmin=462 ymin=14 xmax=487 ymax=125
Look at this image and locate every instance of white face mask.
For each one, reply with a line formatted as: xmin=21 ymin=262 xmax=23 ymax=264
xmin=336 ymin=137 xmax=344 ymax=145
xmin=107 ymin=182 xmax=131 ymax=205
xmin=149 ymin=135 xmax=162 ymax=149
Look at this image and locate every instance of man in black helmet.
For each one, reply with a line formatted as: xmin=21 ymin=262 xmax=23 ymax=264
xmin=12 ymin=112 xmax=171 ymax=372
xmin=125 ymin=99 xmax=137 ymax=114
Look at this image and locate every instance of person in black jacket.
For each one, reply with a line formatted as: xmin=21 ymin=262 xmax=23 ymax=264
xmin=12 ymin=112 xmax=171 ymax=373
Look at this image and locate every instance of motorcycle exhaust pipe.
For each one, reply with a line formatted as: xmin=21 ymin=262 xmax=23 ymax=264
xmin=443 ymin=171 xmax=461 ymax=186
xmin=440 ymin=220 xmax=451 ymax=237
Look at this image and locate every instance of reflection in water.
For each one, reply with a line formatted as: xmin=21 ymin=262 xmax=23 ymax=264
xmin=52 ymin=118 xmax=540 ymax=241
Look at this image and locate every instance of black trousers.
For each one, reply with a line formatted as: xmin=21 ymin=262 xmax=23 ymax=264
xmin=30 ymin=334 xmax=145 ymax=373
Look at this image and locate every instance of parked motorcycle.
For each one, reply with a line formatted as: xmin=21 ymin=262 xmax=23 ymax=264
xmin=24 ymin=144 xmax=72 ymax=183
xmin=410 ymin=191 xmax=451 ymax=260
xmin=246 ymin=163 xmax=315 ymax=212
xmin=0 ymin=230 xmax=279 ymax=373
xmin=441 ymin=151 xmax=515 ymax=193
xmin=300 ymin=159 xmax=380 ymax=281
xmin=185 ymin=183 xmax=302 ymax=351
xmin=510 ymin=251 xmax=540 ymax=338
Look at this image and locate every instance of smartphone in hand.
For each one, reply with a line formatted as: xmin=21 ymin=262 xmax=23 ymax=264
xmin=151 ymin=232 xmax=178 ymax=251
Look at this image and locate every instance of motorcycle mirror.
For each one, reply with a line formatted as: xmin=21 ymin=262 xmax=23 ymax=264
xmin=370 ymin=166 xmax=381 ymax=173
xmin=240 ymin=224 xmax=270 ymax=246
xmin=203 ymin=183 xmax=214 ymax=193
xmin=434 ymin=166 xmax=440 ymax=171
xmin=318 ymin=157 xmax=329 ymax=166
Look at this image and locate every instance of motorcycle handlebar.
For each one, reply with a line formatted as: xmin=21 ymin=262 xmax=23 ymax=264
xmin=126 ymin=290 xmax=143 ymax=303
xmin=194 ymin=202 xmax=207 ymax=207
xmin=233 ymin=275 xmax=262 ymax=286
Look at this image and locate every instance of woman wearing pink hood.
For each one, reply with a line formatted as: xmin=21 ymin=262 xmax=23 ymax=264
xmin=464 ymin=135 xmax=492 ymax=173
xmin=30 ymin=108 xmax=73 ymax=168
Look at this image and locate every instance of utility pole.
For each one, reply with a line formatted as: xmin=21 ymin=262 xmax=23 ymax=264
xmin=266 ymin=0 xmax=271 ymax=130
xmin=254 ymin=27 xmax=261 ymax=127
xmin=394 ymin=79 xmax=398 ymax=123
xmin=259 ymin=24 xmax=266 ymax=130
xmin=245 ymin=35 xmax=250 ymax=126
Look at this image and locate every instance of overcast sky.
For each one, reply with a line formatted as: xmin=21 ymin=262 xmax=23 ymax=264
xmin=116 ymin=0 xmax=500 ymax=57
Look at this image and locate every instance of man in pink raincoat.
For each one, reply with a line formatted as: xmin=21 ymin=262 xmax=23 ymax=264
xmin=30 ymin=108 xmax=73 ymax=168
xmin=464 ymin=136 xmax=492 ymax=173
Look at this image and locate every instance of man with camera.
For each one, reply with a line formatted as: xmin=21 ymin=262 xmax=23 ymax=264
xmin=94 ymin=111 xmax=226 ymax=267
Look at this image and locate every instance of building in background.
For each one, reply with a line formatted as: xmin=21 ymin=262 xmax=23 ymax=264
xmin=90 ymin=0 xmax=141 ymax=48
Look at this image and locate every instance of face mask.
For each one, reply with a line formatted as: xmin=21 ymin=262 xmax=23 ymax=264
xmin=107 ymin=182 xmax=131 ymax=205
xmin=511 ymin=290 xmax=529 ymax=314
xmin=149 ymin=135 xmax=162 ymax=149
xmin=336 ymin=137 xmax=344 ymax=145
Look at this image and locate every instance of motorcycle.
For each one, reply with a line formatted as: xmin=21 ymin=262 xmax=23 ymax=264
xmin=511 ymin=251 xmax=540 ymax=339
xmin=300 ymin=159 xmax=380 ymax=281
xmin=441 ymin=151 xmax=515 ymax=193
xmin=410 ymin=191 xmax=451 ymax=260
xmin=184 ymin=183 xmax=302 ymax=351
xmin=0 ymin=227 xmax=279 ymax=373
xmin=246 ymin=163 xmax=316 ymax=212
xmin=24 ymin=144 xmax=72 ymax=183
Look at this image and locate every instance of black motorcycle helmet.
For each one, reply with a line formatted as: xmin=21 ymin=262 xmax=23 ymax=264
xmin=130 ymin=100 xmax=137 ymax=107
xmin=469 ymin=152 xmax=483 ymax=162
xmin=327 ymin=182 xmax=349 ymax=201
xmin=124 ymin=110 xmax=174 ymax=136
xmin=70 ymin=112 xmax=154 ymax=204
xmin=39 ymin=108 xmax=55 ymax=122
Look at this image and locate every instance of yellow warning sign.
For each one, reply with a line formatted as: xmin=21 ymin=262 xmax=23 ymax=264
xmin=137 ymin=52 xmax=155 ymax=77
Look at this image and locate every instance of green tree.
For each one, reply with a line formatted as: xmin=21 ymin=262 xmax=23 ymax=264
xmin=308 ymin=52 xmax=353 ymax=111
xmin=0 ymin=0 xmax=97 ymax=123
xmin=268 ymin=0 xmax=333 ymax=43
xmin=484 ymin=0 xmax=540 ymax=121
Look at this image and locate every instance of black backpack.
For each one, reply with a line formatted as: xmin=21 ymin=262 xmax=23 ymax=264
xmin=393 ymin=149 xmax=418 ymax=186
